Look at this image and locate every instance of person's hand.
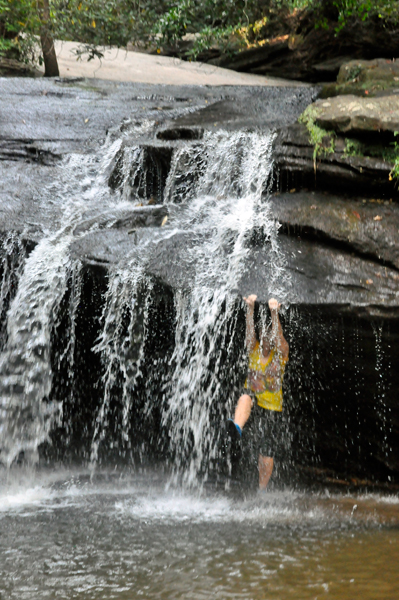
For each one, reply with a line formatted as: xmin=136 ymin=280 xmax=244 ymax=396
xmin=268 ymin=298 xmax=281 ymax=312
xmin=243 ymin=294 xmax=257 ymax=309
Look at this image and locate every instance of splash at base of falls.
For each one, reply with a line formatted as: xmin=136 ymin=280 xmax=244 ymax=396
xmin=1 ymin=468 xmax=399 ymax=600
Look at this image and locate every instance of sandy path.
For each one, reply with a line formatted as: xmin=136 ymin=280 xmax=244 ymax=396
xmin=38 ymin=40 xmax=307 ymax=87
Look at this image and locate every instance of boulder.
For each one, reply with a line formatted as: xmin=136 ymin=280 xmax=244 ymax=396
xmin=337 ymin=59 xmax=399 ymax=85
xmin=321 ymin=58 xmax=399 ymax=98
xmin=312 ymin=94 xmax=399 ymax=135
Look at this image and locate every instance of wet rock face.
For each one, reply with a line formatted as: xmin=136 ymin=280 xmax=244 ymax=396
xmin=273 ymin=123 xmax=395 ymax=196
xmin=284 ymin=308 xmax=399 ymax=484
xmin=284 ymin=59 xmax=399 ymax=200
xmin=2 ymin=77 xmax=399 ymax=485
xmin=270 ymin=191 xmax=399 ymax=270
xmin=108 ymin=145 xmax=173 ymax=204
xmin=43 ymin=267 xmax=177 ymax=467
xmin=73 ymin=205 xmax=168 ymax=236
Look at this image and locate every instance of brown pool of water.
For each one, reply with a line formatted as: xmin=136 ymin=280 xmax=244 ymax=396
xmin=1 ymin=471 xmax=398 ymax=599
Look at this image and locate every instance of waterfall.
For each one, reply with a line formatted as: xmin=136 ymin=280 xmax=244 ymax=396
xmin=0 ymin=121 xmax=285 ymax=483
xmin=161 ymin=130 xmax=280 ymax=484
xmin=0 ymin=125 xmax=151 ymax=467
xmin=86 ymin=129 xmax=283 ymax=482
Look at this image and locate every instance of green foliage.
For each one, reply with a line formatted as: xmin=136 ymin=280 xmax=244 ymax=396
xmin=51 ymin=0 xmax=160 ymax=48
xmin=343 ymin=134 xmax=399 ymax=184
xmin=315 ymin=0 xmax=399 ymax=33
xmin=187 ymin=25 xmax=242 ymax=60
xmin=299 ymin=105 xmax=336 ymax=164
xmin=0 ymin=0 xmax=168 ymax=63
xmin=1 ymin=0 xmax=399 ymax=68
xmin=344 ymin=137 xmax=364 ymax=156
xmin=0 ymin=0 xmax=41 ymax=62
xmin=344 ymin=137 xmax=396 ymax=161
xmin=153 ymin=0 xmax=273 ymax=51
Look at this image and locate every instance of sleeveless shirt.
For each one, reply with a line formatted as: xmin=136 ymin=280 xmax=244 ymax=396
xmin=244 ymin=341 xmax=287 ymax=412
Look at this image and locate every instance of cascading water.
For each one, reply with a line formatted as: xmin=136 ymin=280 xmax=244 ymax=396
xmin=373 ymin=322 xmax=393 ymax=465
xmin=0 ymin=120 xmax=290 ymax=479
xmin=87 ymin=129 xmax=285 ymax=483
xmin=0 ymin=124 xmax=154 ymax=467
xmin=161 ymin=131 xmax=282 ymax=484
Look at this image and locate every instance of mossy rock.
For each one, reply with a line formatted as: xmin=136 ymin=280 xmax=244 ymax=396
xmin=337 ymin=59 xmax=399 ymax=84
xmin=301 ymin=95 xmax=399 ymax=136
xmin=320 ymin=59 xmax=399 ymax=98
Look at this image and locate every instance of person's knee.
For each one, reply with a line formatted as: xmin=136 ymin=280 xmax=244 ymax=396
xmin=238 ymin=394 xmax=252 ymax=409
xmin=234 ymin=394 xmax=253 ymax=429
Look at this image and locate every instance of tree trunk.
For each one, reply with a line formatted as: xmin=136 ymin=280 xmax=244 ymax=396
xmin=38 ymin=0 xmax=59 ymax=77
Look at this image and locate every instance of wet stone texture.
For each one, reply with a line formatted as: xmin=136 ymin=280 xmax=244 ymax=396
xmin=314 ymin=95 xmax=399 ymax=135
xmin=1 ymin=77 xmax=399 ymax=487
xmin=273 ymin=123 xmax=395 ymax=196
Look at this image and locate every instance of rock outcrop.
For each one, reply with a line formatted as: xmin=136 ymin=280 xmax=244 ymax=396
xmin=312 ymin=95 xmax=399 ymax=135
xmin=321 ymin=58 xmax=399 ymax=98
xmin=203 ymin=20 xmax=399 ymax=84
xmin=275 ymin=59 xmax=399 ymax=198
xmin=2 ymin=77 xmax=399 ymax=486
xmin=273 ymin=122 xmax=395 ymax=196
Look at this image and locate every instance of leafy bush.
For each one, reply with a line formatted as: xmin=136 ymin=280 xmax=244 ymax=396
xmin=1 ymin=0 xmax=398 ymax=66
xmin=0 ymin=0 xmax=41 ymax=62
xmin=315 ymin=0 xmax=399 ymax=32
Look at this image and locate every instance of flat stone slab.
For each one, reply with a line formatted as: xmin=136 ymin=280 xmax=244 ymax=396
xmin=313 ymin=94 xmax=399 ymax=134
xmin=37 ymin=40 xmax=308 ymax=87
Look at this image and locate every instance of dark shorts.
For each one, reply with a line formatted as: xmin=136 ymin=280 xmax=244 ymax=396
xmin=242 ymin=389 xmax=284 ymax=459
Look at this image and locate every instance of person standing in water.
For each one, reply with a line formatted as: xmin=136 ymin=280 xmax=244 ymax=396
xmin=228 ymin=295 xmax=289 ymax=489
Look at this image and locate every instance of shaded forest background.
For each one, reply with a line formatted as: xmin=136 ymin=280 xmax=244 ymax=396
xmin=1 ymin=1 xmax=399 ymax=79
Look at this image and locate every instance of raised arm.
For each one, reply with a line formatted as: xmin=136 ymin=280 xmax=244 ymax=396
xmin=243 ymin=294 xmax=257 ymax=353
xmin=269 ymin=298 xmax=289 ymax=360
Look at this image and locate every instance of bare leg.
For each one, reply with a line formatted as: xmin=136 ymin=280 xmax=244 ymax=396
xmin=258 ymin=455 xmax=273 ymax=489
xmin=234 ymin=394 xmax=253 ymax=430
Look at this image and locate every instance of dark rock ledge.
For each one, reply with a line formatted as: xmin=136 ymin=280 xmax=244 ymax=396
xmin=1 ymin=77 xmax=399 ymax=483
xmin=273 ymin=122 xmax=395 ymax=196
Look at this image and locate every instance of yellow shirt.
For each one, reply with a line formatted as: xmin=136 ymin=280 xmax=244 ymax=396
xmin=244 ymin=341 xmax=287 ymax=412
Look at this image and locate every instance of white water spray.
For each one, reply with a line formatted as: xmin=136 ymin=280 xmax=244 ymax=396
xmin=161 ymin=131 xmax=281 ymax=484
